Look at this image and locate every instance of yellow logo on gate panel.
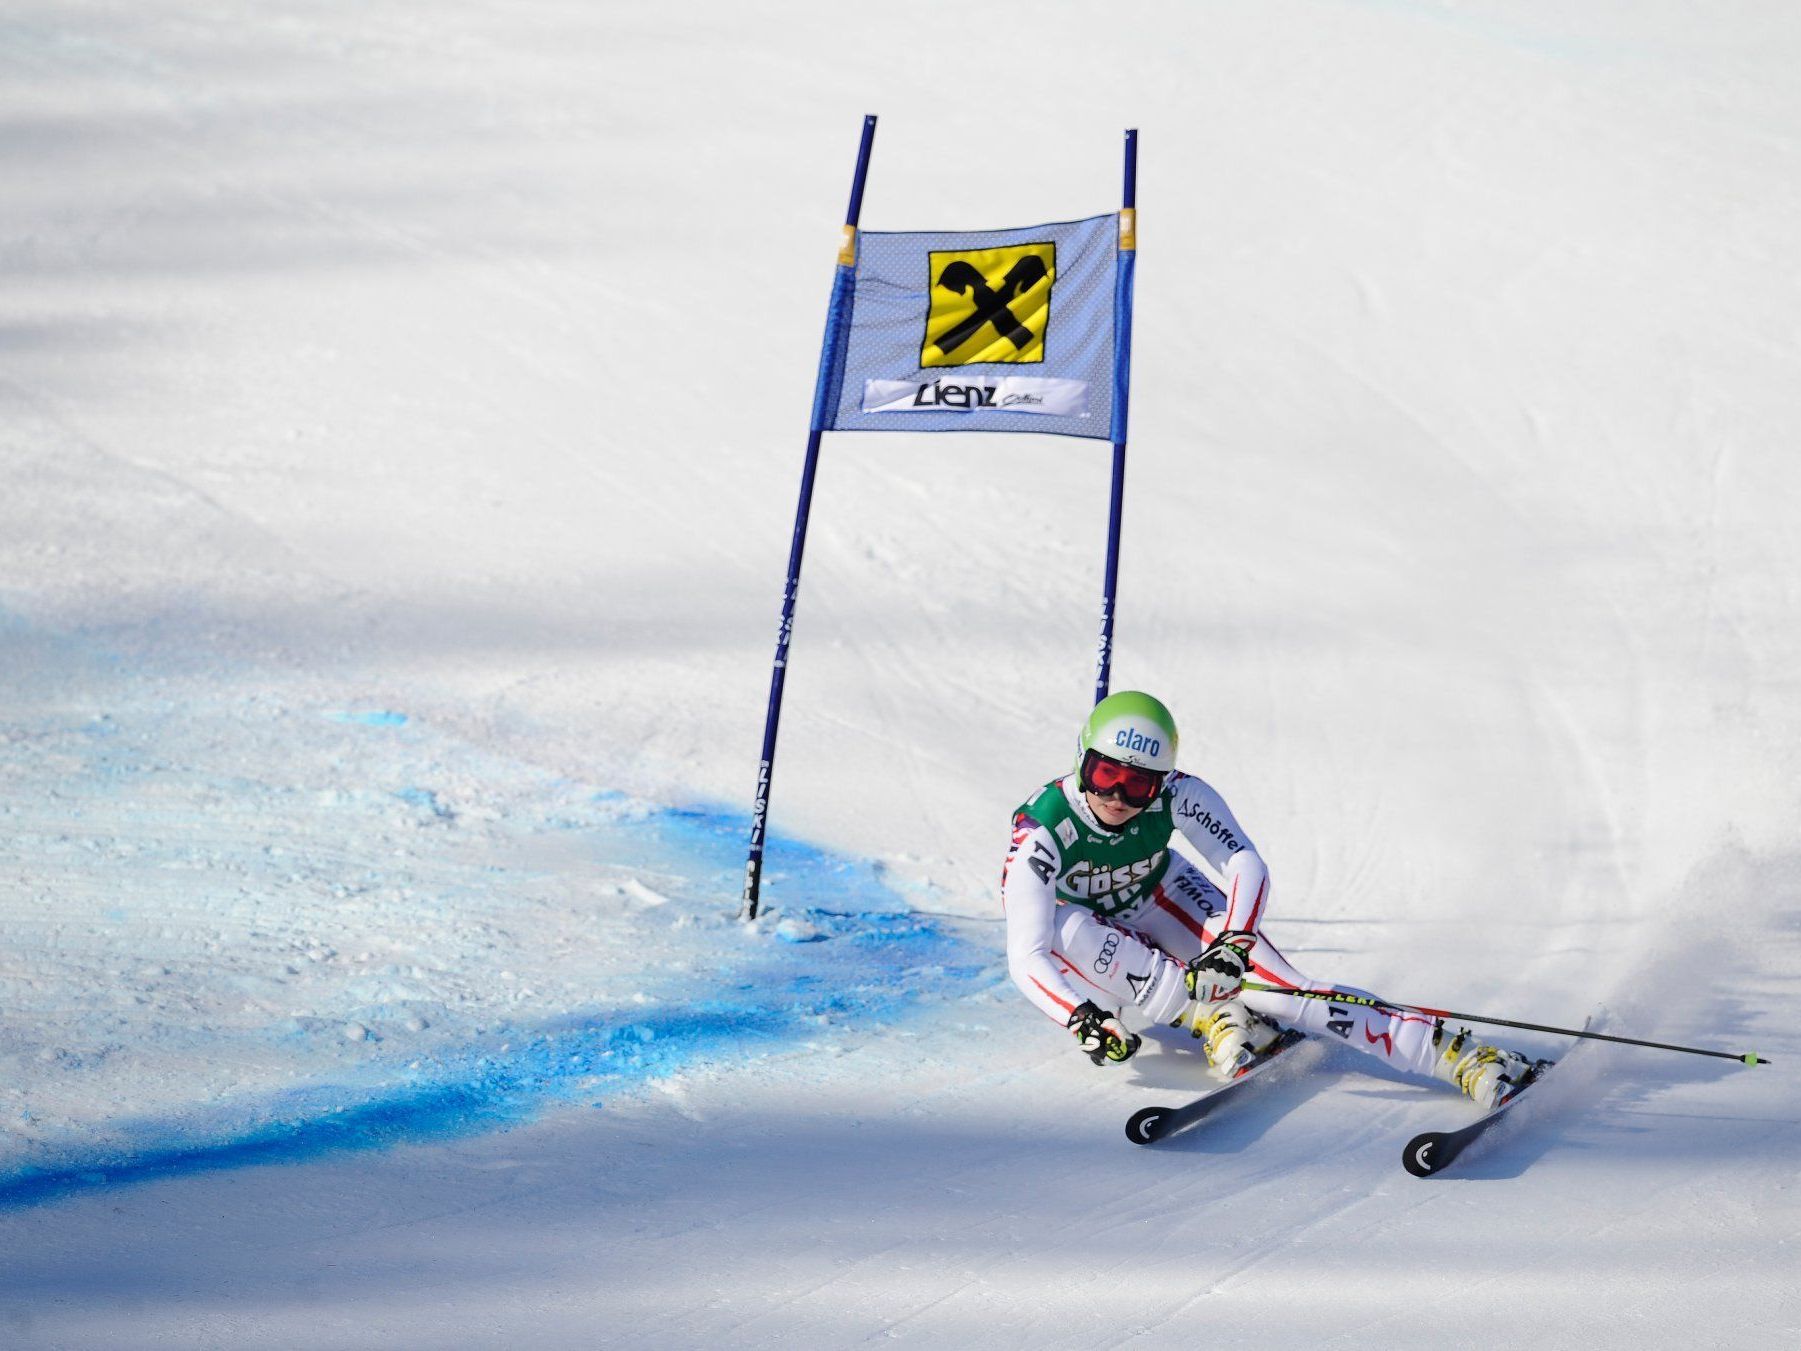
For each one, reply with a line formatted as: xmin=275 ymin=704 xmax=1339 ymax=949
xmin=920 ymin=241 xmax=1056 ymax=368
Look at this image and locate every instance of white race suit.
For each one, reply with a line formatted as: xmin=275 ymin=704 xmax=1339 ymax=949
xmin=1001 ymin=771 xmax=1445 ymax=1078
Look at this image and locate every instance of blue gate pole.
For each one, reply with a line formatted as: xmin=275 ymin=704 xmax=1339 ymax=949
xmin=1095 ymin=128 xmax=1138 ymax=703
xmin=741 ymin=115 xmax=878 ymax=921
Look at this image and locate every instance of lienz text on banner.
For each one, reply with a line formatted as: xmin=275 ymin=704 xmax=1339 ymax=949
xmin=818 ymin=214 xmax=1124 ymax=440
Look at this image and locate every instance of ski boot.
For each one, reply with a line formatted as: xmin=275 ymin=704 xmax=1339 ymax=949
xmin=1431 ymin=1023 xmax=1533 ymax=1109
xmin=1190 ymin=999 xmax=1282 ymax=1078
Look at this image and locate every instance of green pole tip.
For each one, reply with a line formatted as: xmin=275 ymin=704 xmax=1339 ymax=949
xmin=1744 ymin=1053 xmax=1761 ymax=1066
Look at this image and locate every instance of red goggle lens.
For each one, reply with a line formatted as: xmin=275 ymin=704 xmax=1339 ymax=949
xmin=1080 ymin=750 xmax=1166 ymax=807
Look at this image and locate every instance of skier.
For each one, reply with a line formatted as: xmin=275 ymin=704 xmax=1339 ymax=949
xmin=1002 ymin=690 xmax=1534 ymax=1108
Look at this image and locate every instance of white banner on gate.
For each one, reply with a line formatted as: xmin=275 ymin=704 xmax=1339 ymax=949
xmin=861 ymin=376 xmax=1089 ymax=418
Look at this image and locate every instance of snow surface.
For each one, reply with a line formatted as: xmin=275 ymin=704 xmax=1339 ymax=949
xmin=3 ymin=1 xmax=1800 ymax=1345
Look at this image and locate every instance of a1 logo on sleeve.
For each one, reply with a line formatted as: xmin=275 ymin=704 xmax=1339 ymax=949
xmin=920 ymin=242 xmax=1056 ymax=367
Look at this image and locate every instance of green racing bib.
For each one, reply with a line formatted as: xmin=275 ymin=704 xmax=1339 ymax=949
xmin=1014 ymin=778 xmax=1176 ymax=919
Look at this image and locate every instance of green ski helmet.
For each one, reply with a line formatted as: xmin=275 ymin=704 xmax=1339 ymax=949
xmin=1077 ymin=690 xmax=1179 ymax=774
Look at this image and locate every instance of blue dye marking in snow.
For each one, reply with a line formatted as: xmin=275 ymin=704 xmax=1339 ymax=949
xmin=0 ymin=1084 xmax=514 ymax=1211
xmin=326 ymin=709 xmax=410 ymax=727
xmin=0 ymin=974 xmax=978 ymax=1210
xmin=0 ymin=801 xmax=999 ymax=1210
xmin=586 ymin=795 xmax=909 ymax=917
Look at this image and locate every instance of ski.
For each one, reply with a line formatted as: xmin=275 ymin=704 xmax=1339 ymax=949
xmin=1401 ymin=1060 xmax=1551 ymax=1176
xmin=1125 ymin=1027 xmax=1308 ymax=1145
xmin=1401 ymin=1054 xmax=1557 ymax=1177
xmin=1403 ymin=1012 xmax=1598 ymax=1176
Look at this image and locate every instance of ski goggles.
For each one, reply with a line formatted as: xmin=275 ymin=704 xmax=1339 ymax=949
xmin=1079 ymin=749 xmax=1167 ymax=808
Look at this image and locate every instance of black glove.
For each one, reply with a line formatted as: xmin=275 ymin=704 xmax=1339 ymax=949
xmin=1068 ymin=1000 xmax=1142 ymax=1066
xmin=1185 ymin=931 xmax=1255 ymax=1004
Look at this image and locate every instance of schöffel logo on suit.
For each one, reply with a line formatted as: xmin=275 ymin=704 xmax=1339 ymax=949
xmin=1177 ymin=799 xmax=1241 ymax=851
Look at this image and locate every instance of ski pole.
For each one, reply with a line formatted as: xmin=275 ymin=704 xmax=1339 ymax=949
xmin=1241 ymin=980 xmax=1769 ymax=1066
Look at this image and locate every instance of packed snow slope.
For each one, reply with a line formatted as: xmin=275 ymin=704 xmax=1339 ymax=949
xmin=4 ymin=1 xmax=1800 ymax=1345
